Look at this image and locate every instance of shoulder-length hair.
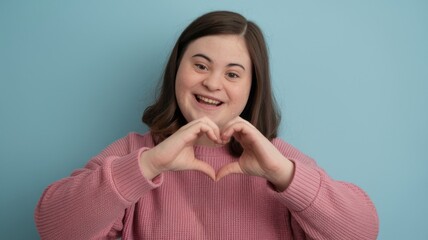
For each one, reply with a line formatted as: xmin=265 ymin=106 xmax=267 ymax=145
xmin=143 ymin=11 xmax=281 ymax=157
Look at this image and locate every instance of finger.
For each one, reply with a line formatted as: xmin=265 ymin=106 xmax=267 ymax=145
xmin=221 ymin=116 xmax=245 ymax=133
xmin=199 ymin=117 xmax=222 ymax=144
xmin=223 ymin=118 xmax=264 ymax=145
xmin=186 ymin=117 xmax=222 ymax=144
xmin=187 ymin=158 xmax=216 ymax=181
xmin=180 ymin=120 xmax=220 ymax=145
xmin=216 ymin=162 xmax=243 ymax=181
xmin=221 ymin=121 xmax=250 ymax=143
xmin=197 ymin=123 xmax=222 ymax=144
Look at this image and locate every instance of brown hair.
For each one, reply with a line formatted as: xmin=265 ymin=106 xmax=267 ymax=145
xmin=143 ymin=11 xmax=281 ymax=156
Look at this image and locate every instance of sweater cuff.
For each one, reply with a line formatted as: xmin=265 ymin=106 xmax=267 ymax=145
xmin=270 ymin=160 xmax=321 ymax=212
xmin=110 ymin=148 xmax=163 ymax=203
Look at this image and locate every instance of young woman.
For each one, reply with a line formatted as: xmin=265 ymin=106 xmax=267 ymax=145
xmin=35 ymin=11 xmax=379 ymax=239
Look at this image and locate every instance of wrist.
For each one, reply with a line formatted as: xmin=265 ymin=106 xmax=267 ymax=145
xmin=139 ymin=148 xmax=161 ymax=180
xmin=268 ymin=159 xmax=295 ymax=192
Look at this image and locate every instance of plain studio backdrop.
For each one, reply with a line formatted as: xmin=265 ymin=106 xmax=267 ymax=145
xmin=1 ymin=1 xmax=427 ymax=239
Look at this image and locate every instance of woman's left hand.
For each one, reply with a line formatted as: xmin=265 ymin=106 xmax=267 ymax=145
xmin=217 ymin=117 xmax=295 ymax=191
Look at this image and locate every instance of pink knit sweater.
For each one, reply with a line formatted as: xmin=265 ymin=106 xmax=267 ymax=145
xmin=35 ymin=132 xmax=379 ymax=239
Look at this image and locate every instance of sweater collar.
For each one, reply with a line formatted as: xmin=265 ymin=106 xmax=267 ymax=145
xmin=193 ymin=144 xmax=230 ymax=157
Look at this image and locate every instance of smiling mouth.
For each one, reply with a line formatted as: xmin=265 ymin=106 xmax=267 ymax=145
xmin=195 ymin=95 xmax=223 ymax=106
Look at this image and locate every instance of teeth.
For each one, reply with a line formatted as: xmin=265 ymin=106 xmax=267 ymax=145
xmin=196 ymin=95 xmax=221 ymax=105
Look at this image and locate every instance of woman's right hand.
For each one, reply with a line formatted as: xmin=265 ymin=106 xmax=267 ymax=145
xmin=139 ymin=117 xmax=222 ymax=181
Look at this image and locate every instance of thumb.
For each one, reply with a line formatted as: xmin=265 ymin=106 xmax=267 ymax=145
xmin=216 ymin=162 xmax=243 ymax=181
xmin=190 ymin=159 xmax=216 ymax=181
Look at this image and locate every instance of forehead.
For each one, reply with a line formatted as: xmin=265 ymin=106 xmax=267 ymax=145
xmin=184 ymin=35 xmax=251 ymax=66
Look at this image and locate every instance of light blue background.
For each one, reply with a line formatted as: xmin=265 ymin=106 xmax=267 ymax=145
xmin=1 ymin=1 xmax=427 ymax=239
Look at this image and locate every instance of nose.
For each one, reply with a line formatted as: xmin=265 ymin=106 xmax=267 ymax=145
xmin=202 ymin=73 xmax=223 ymax=91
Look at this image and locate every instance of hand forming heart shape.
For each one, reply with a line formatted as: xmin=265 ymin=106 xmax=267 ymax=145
xmin=139 ymin=116 xmax=295 ymax=191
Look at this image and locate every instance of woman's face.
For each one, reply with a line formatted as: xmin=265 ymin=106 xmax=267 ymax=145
xmin=175 ymin=35 xmax=252 ymax=130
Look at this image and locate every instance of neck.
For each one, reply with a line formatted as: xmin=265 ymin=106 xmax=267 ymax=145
xmin=195 ymin=135 xmax=224 ymax=147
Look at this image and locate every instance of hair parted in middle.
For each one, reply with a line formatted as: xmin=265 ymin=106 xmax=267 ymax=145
xmin=143 ymin=10 xmax=280 ymax=156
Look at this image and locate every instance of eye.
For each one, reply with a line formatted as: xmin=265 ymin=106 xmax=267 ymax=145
xmin=194 ymin=63 xmax=208 ymax=71
xmin=226 ymin=72 xmax=240 ymax=79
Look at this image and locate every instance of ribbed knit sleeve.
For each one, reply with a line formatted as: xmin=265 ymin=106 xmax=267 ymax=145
xmin=270 ymin=139 xmax=379 ymax=240
xmin=111 ymin=148 xmax=163 ymax=203
xmin=34 ymin=133 xmax=161 ymax=240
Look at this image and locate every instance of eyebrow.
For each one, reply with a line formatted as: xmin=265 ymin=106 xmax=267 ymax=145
xmin=192 ymin=53 xmax=246 ymax=71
